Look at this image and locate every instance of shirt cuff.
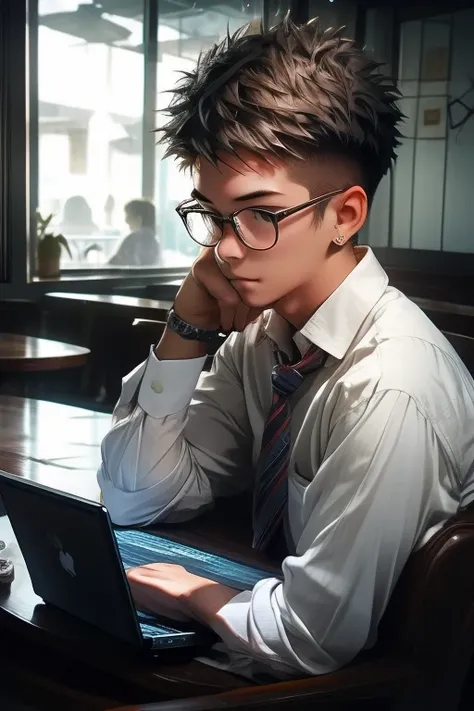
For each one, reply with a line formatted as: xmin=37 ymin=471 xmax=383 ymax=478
xmin=118 ymin=359 xmax=148 ymax=407
xmin=213 ymin=590 xmax=252 ymax=650
xmin=138 ymin=346 xmax=207 ymax=418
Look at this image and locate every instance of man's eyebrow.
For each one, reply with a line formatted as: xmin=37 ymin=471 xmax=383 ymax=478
xmin=191 ymin=189 xmax=212 ymax=203
xmin=191 ymin=188 xmax=283 ymax=204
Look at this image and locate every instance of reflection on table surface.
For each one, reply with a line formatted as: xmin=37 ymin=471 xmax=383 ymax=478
xmin=0 ymin=395 xmax=109 ymax=501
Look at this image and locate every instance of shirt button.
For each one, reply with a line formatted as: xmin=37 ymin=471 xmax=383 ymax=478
xmin=151 ymin=380 xmax=164 ymax=394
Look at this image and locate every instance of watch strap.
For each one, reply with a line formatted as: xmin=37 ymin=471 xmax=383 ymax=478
xmin=167 ymin=308 xmax=222 ymax=342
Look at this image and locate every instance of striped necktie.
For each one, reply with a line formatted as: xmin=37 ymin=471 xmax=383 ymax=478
xmin=252 ymin=344 xmax=327 ymax=553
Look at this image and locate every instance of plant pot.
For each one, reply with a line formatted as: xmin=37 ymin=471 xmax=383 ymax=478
xmin=37 ymin=255 xmax=60 ymax=278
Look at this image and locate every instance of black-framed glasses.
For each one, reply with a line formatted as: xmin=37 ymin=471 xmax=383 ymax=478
xmin=175 ymin=188 xmax=344 ymax=251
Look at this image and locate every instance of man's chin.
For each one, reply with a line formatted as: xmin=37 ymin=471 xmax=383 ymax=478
xmin=236 ymin=288 xmax=266 ymax=308
xmin=241 ymin=294 xmax=276 ymax=310
xmin=232 ymin=280 xmax=282 ymax=310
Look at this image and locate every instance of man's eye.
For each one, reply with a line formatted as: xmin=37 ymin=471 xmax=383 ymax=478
xmin=202 ymin=214 xmax=222 ymax=230
xmin=249 ymin=210 xmax=274 ymax=223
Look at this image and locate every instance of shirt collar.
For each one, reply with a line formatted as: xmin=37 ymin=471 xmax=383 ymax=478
xmin=263 ymin=247 xmax=389 ymax=361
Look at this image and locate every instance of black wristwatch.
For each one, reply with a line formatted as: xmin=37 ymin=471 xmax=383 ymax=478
xmin=166 ymin=308 xmax=223 ymax=343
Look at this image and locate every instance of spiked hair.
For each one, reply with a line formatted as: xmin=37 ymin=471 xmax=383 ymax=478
xmin=157 ymin=16 xmax=403 ymax=200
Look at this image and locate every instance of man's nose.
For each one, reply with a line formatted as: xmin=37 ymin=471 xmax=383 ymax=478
xmin=215 ymin=222 xmax=247 ymax=262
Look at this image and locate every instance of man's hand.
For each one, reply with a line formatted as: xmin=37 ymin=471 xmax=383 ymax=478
xmin=175 ymin=249 xmax=262 ymax=334
xmin=126 ymin=563 xmax=238 ymax=626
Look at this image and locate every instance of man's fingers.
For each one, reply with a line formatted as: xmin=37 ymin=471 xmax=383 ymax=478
xmin=194 ymin=260 xmax=237 ymax=303
xmin=197 ymin=270 xmax=240 ymax=332
xmin=126 ymin=567 xmax=190 ymax=621
xmin=193 ymin=253 xmax=263 ymax=334
xmin=232 ymin=302 xmax=252 ymax=332
xmin=220 ymin=301 xmax=264 ymax=333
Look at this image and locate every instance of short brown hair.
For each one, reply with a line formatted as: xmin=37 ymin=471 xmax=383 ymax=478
xmin=158 ymin=17 xmax=403 ymax=201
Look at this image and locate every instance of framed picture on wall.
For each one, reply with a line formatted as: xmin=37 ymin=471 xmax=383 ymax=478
xmin=421 ymin=46 xmax=450 ymax=81
xmin=416 ymin=96 xmax=448 ymax=138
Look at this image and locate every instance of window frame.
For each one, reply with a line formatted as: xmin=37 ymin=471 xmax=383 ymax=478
xmin=0 ymin=0 xmax=29 ymax=292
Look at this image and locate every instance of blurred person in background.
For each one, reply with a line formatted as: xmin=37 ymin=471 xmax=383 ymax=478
xmin=108 ymin=199 xmax=160 ymax=267
xmin=58 ymin=195 xmax=100 ymax=236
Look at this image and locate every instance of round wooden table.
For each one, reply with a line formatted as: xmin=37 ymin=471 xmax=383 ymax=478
xmin=0 ymin=333 xmax=90 ymax=372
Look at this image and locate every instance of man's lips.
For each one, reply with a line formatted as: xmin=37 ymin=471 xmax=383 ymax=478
xmin=229 ymin=276 xmax=259 ymax=282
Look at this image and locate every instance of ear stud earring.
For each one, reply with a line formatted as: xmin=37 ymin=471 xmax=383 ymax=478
xmin=334 ymin=225 xmax=345 ymax=245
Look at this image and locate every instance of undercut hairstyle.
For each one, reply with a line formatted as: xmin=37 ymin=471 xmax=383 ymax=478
xmin=157 ymin=16 xmax=403 ymax=202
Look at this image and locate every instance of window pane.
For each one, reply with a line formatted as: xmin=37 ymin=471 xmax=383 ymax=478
xmin=37 ymin=0 xmax=146 ymax=271
xmin=155 ymin=0 xmax=264 ymax=269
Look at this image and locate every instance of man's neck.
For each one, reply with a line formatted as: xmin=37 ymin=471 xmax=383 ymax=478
xmin=273 ymin=247 xmax=359 ymax=330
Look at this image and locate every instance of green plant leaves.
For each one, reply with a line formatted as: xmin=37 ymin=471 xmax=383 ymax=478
xmin=36 ymin=210 xmax=54 ymax=240
xmin=36 ymin=210 xmax=72 ymax=260
xmin=57 ymin=233 xmax=72 ymax=259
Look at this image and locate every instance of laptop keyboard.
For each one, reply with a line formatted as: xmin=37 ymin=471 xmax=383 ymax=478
xmin=136 ymin=610 xmax=186 ymax=636
xmin=115 ymin=528 xmax=281 ymax=591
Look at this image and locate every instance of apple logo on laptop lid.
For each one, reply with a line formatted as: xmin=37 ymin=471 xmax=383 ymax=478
xmin=50 ymin=534 xmax=76 ymax=578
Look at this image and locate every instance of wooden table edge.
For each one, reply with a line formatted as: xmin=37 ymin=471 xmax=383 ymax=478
xmin=0 ymin=352 xmax=90 ymax=372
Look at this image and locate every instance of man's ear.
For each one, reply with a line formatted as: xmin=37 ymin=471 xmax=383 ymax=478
xmin=334 ymin=186 xmax=368 ymax=239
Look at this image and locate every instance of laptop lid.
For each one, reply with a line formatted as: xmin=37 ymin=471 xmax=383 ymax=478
xmin=0 ymin=471 xmax=144 ymax=647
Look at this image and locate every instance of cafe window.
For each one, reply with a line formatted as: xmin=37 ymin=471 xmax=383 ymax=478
xmin=35 ymin=0 xmax=268 ymax=274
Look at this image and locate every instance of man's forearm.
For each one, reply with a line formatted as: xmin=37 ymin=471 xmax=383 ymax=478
xmin=184 ymin=579 xmax=239 ymax=631
xmin=154 ymin=327 xmax=208 ymax=361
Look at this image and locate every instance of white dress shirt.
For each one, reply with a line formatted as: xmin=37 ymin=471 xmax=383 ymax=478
xmin=98 ymin=246 xmax=474 ymax=679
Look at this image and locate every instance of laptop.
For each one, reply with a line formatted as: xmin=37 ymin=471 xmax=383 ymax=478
xmin=0 ymin=470 xmax=275 ymax=656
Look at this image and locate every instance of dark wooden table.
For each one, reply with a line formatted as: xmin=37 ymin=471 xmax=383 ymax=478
xmin=0 ymin=396 xmax=275 ymax=710
xmin=0 ymin=395 xmax=110 ymax=488
xmin=0 ymin=333 xmax=90 ymax=372
xmin=44 ymin=292 xmax=173 ymax=321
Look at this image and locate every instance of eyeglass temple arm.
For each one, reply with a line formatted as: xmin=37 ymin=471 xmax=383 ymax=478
xmin=276 ymin=189 xmax=344 ymax=220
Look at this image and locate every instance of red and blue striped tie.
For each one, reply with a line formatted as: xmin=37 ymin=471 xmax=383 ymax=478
xmin=252 ymin=345 xmax=327 ymax=553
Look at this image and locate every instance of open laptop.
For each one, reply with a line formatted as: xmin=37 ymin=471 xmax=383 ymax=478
xmin=0 ymin=470 xmax=275 ymax=657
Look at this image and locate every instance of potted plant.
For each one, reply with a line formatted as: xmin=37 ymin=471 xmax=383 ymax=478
xmin=36 ymin=211 xmax=72 ymax=278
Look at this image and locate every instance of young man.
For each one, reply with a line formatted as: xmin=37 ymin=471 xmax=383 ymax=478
xmin=98 ymin=18 xmax=474 ymax=678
